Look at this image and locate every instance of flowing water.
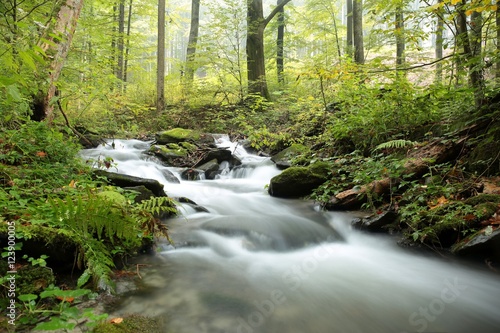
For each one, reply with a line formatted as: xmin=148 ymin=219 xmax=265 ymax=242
xmin=81 ymin=138 xmax=500 ymax=333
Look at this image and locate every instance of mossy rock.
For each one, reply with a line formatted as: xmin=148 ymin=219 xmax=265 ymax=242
xmin=179 ymin=141 xmax=197 ymax=153
xmin=268 ymin=162 xmax=330 ymax=198
xmin=16 ymin=266 xmax=56 ymax=295
xmin=97 ymin=190 xmax=128 ymax=206
xmin=271 ymin=144 xmax=309 ymax=170
xmin=155 ymin=128 xmax=200 ymax=144
xmin=92 ymin=314 xmax=165 ymax=333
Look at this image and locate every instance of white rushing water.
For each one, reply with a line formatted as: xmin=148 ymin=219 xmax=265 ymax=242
xmin=80 ymin=138 xmax=500 ymax=333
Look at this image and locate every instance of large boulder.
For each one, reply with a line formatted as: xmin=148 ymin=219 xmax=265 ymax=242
xmin=268 ymin=162 xmax=330 ymax=198
xmin=271 ymin=144 xmax=309 ymax=170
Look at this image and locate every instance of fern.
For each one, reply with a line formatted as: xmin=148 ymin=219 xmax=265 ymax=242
xmin=374 ymin=139 xmax=417 ymax=151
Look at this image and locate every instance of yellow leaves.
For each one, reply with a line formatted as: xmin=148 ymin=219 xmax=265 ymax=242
xmin=68 ymin=179 xmax=76 ymax=188
xmin=451 ymin=0 xmax=461 ymax=5
xmin=429 ymin=196 xmax=448 ymax=210
xmin=110 ymin=317 xmax=124 ymax=324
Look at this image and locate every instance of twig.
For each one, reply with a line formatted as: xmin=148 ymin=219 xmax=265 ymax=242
xmin=56 ymin=99 xmax=93 ymax=147
xmin=136 ymin=264 xmax=150 ymax=279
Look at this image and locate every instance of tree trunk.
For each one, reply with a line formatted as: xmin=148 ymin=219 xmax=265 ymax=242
xmin=395 ymin=5 xmax=405 ymax=74
xmin=276 ymin=0 xmax=285 ymax=84
xmin=346 ymin=0 xmax=353 ymax=57
xmin=457 ymin=0 xmax=484 ymax=106
xmin=123 ymin=0 xmax=133 ymax=88
xmin=40 ymin=0 xmax=84 ymax=123
xmin=185 ymin=0 xmax=200 ymax=85
xmin=497 ymin=0 xmax=500 ymax=80
xmin=352 ymin=0 xmax=364 ymax=64
xmin=435 ymin=0 xmax=444 ymax=83
xmin=157 ymin=0 xmax=166 ymax=112
xmin=117 ymin=0 xmax=125 ymax=80
xmin=246 ymin=0 xmax=291 ymax=100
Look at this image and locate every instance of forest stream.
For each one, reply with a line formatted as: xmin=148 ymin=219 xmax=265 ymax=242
xmin=80 ymin=137 xmax=500 ymax=333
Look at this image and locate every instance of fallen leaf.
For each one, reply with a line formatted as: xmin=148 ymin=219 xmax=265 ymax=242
xmin=68 ymin=180 xmax=76 ymax=188
xmin=56 ymin=296 xmax=74 ymax=303
xmin=36 ymin=151 xmax=47 ymax=158
xmin=429 ymin=196 xmax=448 ymax=210
xmin=110 ymin=318 xmax=123 ymax=324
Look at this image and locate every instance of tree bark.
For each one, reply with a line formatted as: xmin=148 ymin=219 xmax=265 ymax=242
xmin=456 ymin=0 xmax=484 ymax=106
xmin=246 ymin=0 xmax=291 ymax=99
xmin=123 ymin=0 xmax=133 ymax=87
xmin=116 ymin=0 xmax=125 ymax=83
xmin=497 ymin=0 xmax=500 ymax=79
xmin=276 ymin=0 xmax=285 ymax=84
xmin=157 ymin=0 xmax=166 ymax=112
xmin=352 ymin=0 xmax=364 ymax=64
xmin=346 ymin=0 xmax=353 ymax=57
xmin=435 ymin=0 xmax=444 ymax=83
xmin=40 ymin=0 xmax=84 ymax=123
xmin=185 ymin=0 xmax=200 ymax=84
xmin=395 ymin=5 xmax=405 ymax=74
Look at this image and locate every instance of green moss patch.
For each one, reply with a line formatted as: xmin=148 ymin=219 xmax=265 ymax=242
xmin=93 ymin=314 xmax=165 ymax=333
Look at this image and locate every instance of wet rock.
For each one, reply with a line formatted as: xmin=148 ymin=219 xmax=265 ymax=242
xmin=160 ymin=169 xmax=180 ymax=183
xmin=176 ymin=197 xmax=210 ymax=213
xmin=351 ymin=211 xmax=399 ymax=232
xmin=452 ymin=228 xmax=500 ymax=261
xmin=197 ymin=158 xmax=220 ymax=180
xmin=195 ymin=148 xmax=233 ymax=166
xmin=181 ymin=168 xmax=205 ymax=181
xmin=271 ymin=144 xmax=309 ymax=170
xmin=268 ymin=162 xmax=330 ymax=198
xmin=93 ymin=170 xmax=167 ymax=197
xmin=124 ymin=185 xmax=155 ymax=202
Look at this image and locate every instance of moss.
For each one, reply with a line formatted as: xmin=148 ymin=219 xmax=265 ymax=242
xmin=155 ymin=128 xmax=200 ymax=144
xmin=97 ymin=191 xmax=128 ymax=206
xmin=16 ymin=266 xmax=56 ymax=295
xmin=271 ymin=144 xmax=309 ymax=162
xmin=309 ymin=161 xmax=331 ymax=176
xmin=92 ymin=314 xmax=165 ymax=333
xmin=149 ymin=144 xmax=188 ymax=158
xmin=179 ymin=141 xmax=197 ymax=153
xmin=464 ymin=194 xmax=500 ymax=206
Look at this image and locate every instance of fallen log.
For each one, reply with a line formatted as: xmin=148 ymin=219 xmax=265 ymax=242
xmin=326 ymin=137 xmax=468 ymax=210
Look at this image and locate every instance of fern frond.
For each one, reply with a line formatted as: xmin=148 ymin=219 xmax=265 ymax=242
xmin=374 ymin=139 xmax=417 ymax=151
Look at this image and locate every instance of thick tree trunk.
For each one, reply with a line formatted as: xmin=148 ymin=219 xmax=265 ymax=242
xmin=40 ymin=0 xmax=84 ymax=123
xmin=246 ymin=0 xmax=291 ymax=100
xmin=352 ymin=0 xmax=364 ymax=64
xmin=185 ymin=0 xmax=200 ymax=85
xmin=157 ymin=0 xmax=165 ymax=112
xmin=326 ymin=138 xmax=467 ymax=210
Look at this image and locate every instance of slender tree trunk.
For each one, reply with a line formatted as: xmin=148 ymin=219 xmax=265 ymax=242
xmin=435 ymin=0 xmax=444 ymax=83
xmin=246 ymin=0 xmax=291 ymax=100
xmin=185 ymin=0 xmax=200 ymax=85
xmin=395 ymin=5 xmax=405 ymax=75
xmin=123 ymin=0 xmax=133 ymax=88
xmin=496 ymin=0 xmax=500 ymax=79
xmin=352 ymin=0 xmax=364 ymax=64
xmin=40 ymin=0 xmax=84 ymax=122
xmin=346 ymin=0 xmax=353 ymax=57
xmin=157 ymin=0 xmax=165 ymax=112
xmin=457 ymin=0 xmax=484 ymax=106
xmin=111 ymin=3 xmax=117 ymax=80
xmin=117 ymin=0 xmax=125 ymax=84
xmin=276 ymin=0 xmax=285 ymax=84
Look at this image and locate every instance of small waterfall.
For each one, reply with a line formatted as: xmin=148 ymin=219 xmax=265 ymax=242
xmin=80 ymin=138 xmax=500 ymax=333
